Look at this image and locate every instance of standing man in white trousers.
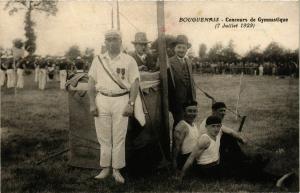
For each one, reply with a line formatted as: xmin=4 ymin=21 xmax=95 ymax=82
xmin=59 ymin=57 xmax=68 ymax=90
xmin=38 ymin=58 xmax=47 ymax=90
xmin=16 ymin=58 xmax=26 ymax=88
xmin=6 ymin=56 xmax=15 ymax=88
xmin=34 ymin=57 xmax=40 ymax=83
xmin=0 ymin=55 xmax=7 ymax=87
xmin=88 ymin=29 xmax=144 ymax=184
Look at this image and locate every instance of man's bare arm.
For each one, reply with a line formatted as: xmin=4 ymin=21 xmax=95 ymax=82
xmin=173 ymin=123 xmax=188 ymax=169
xmin=87 ymin=77 xmax=98 ymax=117
xmin=222 ymin=126 xmax=246 ymax=144
xmin=180 ymin=136 xmax=210 ymax=180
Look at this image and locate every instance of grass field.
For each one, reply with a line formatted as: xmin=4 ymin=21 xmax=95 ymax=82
xmin=1 ymin=72 xmax=299 ymax=192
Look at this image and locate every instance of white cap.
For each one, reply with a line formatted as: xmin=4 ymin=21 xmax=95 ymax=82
xmin=105 ymin=29 xmax=122 ymax=39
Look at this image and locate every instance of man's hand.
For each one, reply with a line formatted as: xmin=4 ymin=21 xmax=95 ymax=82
xmin=122 ymin=104 xmax=134 ymax=117
xmin=238 ymin=135 xmax=247 ymax=144
xmin=138 ymin=65 xmax=148 ymax=71
xmin=90 ymin=105 xmax=98 ymax=117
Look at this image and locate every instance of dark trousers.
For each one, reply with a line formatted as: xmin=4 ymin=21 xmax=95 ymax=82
xmin=191 ymin=133 xmax=277 ymax=182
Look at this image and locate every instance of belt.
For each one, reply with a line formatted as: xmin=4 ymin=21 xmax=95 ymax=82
xmin=98 ymin=90 xmax=129 ymax=97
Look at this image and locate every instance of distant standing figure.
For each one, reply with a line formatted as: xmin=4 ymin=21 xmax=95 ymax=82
xmin=0 ymin=55 xmax=7 ymax=87
xmin=34 ymin=58 xmax=40 ymax=83
xmin=259 ymin=64 xmax=264 ymax=76
xmin=75 ymin=56 xmax=85 ymax=72
xmin=6 ymin=56 xmax=15 ymax=88
xmin=16 ymin=58 xmax=26 ymax=88
xmin=59 ymin=57 xmax=68 ymax=90
xmin=38 ymin=58 xmax=47 ymax=90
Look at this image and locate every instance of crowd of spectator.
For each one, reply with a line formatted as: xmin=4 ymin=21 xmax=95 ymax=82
xmin=191 ymin=61 xmax=299 ymax=77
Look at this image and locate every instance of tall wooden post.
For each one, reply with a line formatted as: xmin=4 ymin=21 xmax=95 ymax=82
xmin=111 ymin=7 xmax=114 ymax=29
xmin=116 ymin=0 xmax=120 ymax=30
xmin=157 ymin=1 xmax=170 ymax=160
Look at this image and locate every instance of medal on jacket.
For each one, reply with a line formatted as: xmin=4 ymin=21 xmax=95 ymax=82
xmin=121 ymin=68 xmax=125 ymax=80
xmin=117 ymin=68 xmax=125 ymax=80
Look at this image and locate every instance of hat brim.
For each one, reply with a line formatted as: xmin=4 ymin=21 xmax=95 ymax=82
xmin=132 ymin=41 xmax=151 ymax=44
xmin=172 ymin=41 xmax=192 ymax=49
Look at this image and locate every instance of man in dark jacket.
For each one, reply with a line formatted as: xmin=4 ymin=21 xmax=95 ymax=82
xmin=130 ymin=32 xmax=157 ymax=71
xmin=168 ymin=35 xmax=196 ymax=129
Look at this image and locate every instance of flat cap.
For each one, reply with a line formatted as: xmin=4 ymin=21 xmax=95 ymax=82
xmin=212 ymin=102 xmax=226 ymax=111
xmin=206 ymin=115 xmax=222 ymax=125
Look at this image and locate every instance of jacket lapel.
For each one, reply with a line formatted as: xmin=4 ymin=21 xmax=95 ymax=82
xmin=133 ymin=52 xmax=144 ymax=66
xmin=171 ymin=57 xmax=184 ymax=82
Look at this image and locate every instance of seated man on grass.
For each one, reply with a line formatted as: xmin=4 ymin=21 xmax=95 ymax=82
xmin=173 ymin=101 xmax=199 ymax=171
xmin=180 ymin=113 xmax=294 ymax=187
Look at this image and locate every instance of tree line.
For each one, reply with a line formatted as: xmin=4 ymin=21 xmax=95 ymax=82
xmin=198 ymin=40 xmax=298 ymax=65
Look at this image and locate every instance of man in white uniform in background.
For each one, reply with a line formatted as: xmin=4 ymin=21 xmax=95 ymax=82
xmin=16 ymin=57 xmax=26 ymax=88
xmin=88 ymin=29 xmax=143 ymax=184
xmin=6 ymin=55 xmax=15 ymax=88
xmin=38 ymin=57 xmax=47 ymax=90
xmin=0 ymin=55 xmax=7 ymax=87
xmin=59 ymin=57 xmax=68 ymax=90
xmin=34 ymin=57 xmax=40 ymax=83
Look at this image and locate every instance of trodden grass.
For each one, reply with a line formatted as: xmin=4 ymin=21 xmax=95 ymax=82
xmin=1 ymin=72 xmax=299 ymax=192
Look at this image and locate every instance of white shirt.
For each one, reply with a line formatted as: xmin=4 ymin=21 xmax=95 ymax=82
xmin=176 ymin=120 xmax=199 ymax=155
xmin=197 ymin=117 xmax=232 ymax=165
xmin=88 ymin=52 xmax=140 ymax=92
xmin=196 ymin=131 xmax=222 ymax=165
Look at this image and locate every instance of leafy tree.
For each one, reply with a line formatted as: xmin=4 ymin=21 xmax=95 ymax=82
xmin=65 ymin=45 xmax=81 ymax=61
xmin=5 ymin=0 xmax=58 ymax=56
xmin=263 ymin=42 xmax=285 ymax=64
xmin=243 ymin=45 xmax=263 ymax=64
xmin=222 ymin=40 xmax=239 ymax=63
xmin=207 ymin=42 xmax=223 ymax=62
xmin=198 ymin=43 xmax=207 ymax=60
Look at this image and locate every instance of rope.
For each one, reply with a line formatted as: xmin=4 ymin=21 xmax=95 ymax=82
xmin=192 ymin=78 xmax=243 ymax=118
xmin=105 ymin=1 xmax=140 ymax=32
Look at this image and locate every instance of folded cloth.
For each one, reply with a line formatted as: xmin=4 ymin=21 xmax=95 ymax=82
xmin=66 ymin=73 xmax=88 ymax=89
xmin=134 ymin=90 xmax=146 ymax=127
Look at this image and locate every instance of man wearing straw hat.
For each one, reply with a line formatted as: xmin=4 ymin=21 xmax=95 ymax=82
xmin=130 ymin=32 xmax=156 ymax=71
xmin=88 ymin=29 xmax=145 ymax=184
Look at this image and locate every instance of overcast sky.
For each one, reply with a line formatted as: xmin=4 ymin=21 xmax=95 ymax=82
xmin=0 ymin=1 xmax=298 ymax=56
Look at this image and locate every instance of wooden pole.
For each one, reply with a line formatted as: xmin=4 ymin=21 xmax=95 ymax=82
xmin=235 ymin=72 xmax=243 ymax=120
xmin=157 ymin=1 xmax=170 ymax=160
xmin=111 ymin=7 xmax=114 ymax=29
xmin=116 ymin=0 xmax=120 ymax=30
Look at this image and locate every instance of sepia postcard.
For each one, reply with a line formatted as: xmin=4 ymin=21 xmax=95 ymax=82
xmin=1 ymin=0 xmax=299 ymax=192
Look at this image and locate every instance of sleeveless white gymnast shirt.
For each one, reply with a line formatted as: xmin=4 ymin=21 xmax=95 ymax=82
xmin=196 ymin=131 xmax=222 ymax=165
